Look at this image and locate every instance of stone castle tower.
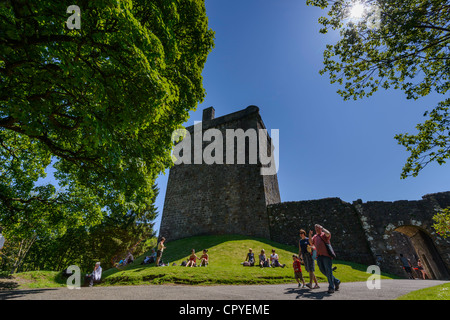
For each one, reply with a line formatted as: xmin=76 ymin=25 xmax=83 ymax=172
xmin=159 ymin=106 xmax=281 ymax=241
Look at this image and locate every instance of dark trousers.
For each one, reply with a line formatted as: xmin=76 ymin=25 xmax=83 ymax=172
xmin=317 ymin=255 xmax=340 ymax=291
xmin=85 ymin=275 xmax=101 ymax=287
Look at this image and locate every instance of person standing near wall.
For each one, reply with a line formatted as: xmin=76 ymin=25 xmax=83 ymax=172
xmin=416 ymin=258 xmax=428 ymax=280
xmin=299 ymin=229 xmax=319 ymax=289
xmin=156 ymin=237 xmax=166 ymax=267
xmin=309 ymin=224 xmax=340 ymax=294
xmin=399 ymin=254 xmax=414 ymax=279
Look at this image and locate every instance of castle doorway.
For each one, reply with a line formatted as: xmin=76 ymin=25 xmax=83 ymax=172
xmin=394 ymin=226 xmax=450 ymax=280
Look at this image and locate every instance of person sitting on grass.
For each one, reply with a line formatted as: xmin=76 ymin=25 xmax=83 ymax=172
xmin=125 ymin=251 xmax=134 ymax=265
xmin=200 ymin=249 xmax=209 ymax=267
xmin=259 ymin=249 xmax=269 ymax=268
xmin=186 ymin=249 xmax=198 ymax=267
xmin=85 ymin=262 xmax=102 ymax=287
xmin=142 ymin=249 xmax=157 ymax=265
xmin=270 ymin=249 xmax=286 ymax=268
xmin=244 ymin=248 xmax=255 ymax=266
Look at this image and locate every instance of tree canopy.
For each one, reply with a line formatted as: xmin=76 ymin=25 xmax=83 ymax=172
xmin=306 ymin=0 xmax=449 ymax=178
xmin=0 ymin=0 xmax=214 ymax=269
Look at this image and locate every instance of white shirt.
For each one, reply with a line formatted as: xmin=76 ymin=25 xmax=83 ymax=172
xmin=0 ymin=234 xmax=5 ymax=250
xmin=92 ymin=266 xmax=102 ymax=281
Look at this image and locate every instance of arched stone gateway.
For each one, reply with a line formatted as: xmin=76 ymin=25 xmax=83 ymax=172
xmin=353 ymin=192 xmax=450 ymax=279
xmin=393 ymin=225 xmax=449 ymax=280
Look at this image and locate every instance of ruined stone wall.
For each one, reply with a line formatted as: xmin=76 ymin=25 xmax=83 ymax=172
xmin=267 ymin=193 xmax=450 ymax=279
xmin=267 ymin=198 xmax=375 ymax=266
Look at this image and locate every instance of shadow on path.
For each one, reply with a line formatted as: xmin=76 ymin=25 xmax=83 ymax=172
xmin=0 ymin=288 xmax=58 ymax=300
xmin=283 ymin=287 xmax=331 ymax=300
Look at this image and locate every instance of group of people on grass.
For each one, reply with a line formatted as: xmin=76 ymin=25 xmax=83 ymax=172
xmin=243 ymin=248 xmax=286 ymax=268
xmin=116 ymin=251 xmax=134 ymax=267
xmin=184 ymin=248 xmax=209 ymax=267
xmin=82 ymin=224 xmax=341 ymax=293
xmin=147 ymin=237 xmax=210 ymax=267
xmin=80 ymin=223 xmax=431 ymax=291
xmin=241 ymin=224 xmax=340 ymax=294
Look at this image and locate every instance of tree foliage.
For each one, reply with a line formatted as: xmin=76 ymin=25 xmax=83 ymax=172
xmin=7 ymin=184 xmax=160 ymax=273
xmin=307 ymin=0 xmax=449 ymax=178
xmin=0 ymin=0 xmax=214 ymax=271
xmin=432 ymin=207 xmax=450 ymax=238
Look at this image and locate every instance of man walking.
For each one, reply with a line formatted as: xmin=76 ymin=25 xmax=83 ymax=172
xmin=399 ymin=254 xmax=414 ymax=279
xmin=309 ymin=224 xmax=340 ymax=294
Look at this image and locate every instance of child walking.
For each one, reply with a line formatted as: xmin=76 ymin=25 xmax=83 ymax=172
xmin=293 ymin=255 xmax=306 ymax=288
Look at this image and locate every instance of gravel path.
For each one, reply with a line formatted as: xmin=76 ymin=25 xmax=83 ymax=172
xmin=0 ymin=279 xmax=447 ymax=300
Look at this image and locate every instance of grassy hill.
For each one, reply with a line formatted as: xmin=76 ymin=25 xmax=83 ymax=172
xmin=100 ymin=234 xmax=399 ymax=286
xmin=0 ymin=235 xmax=400 ymax=290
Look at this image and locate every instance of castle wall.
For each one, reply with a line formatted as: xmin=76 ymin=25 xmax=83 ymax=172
xmin=267 ymin=198 xmax=375 ymax=266
xmin=266 ymin=193 xmax=450 ymax=279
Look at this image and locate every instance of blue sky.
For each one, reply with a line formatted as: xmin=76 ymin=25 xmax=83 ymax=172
xmin=152 ymin=0 xmax=450 ymax=233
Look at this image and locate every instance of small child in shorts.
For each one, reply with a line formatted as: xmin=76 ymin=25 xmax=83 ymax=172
xmin=293 ymin=255 xmax=306 ymax=288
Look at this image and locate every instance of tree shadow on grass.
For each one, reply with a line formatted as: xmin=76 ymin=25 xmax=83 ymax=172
xmin=0 ymin=279 xmax=19 ymax=291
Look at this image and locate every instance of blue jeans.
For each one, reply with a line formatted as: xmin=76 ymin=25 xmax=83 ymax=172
xmin=317 ymin=255 xmax=340 ymax=291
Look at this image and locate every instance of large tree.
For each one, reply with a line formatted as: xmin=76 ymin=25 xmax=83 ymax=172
xmin=307 ymin=0 xmax=449 ymax=236
xmin=0 ymin=0 xmax=214 ymax=266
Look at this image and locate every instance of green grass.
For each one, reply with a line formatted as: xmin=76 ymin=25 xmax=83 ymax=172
xmin=397 ymin=283 xmax=450 ymax=300
xmin=2 ymin=234 xmax=399 ymax=289
xmin=0 ymin=271 xmax=67 ymax=290
xmin=100 ymin=234 xmax=398 ymax=286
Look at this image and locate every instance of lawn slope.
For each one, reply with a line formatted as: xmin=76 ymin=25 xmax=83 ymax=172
xmin=101 ymin=234 xmax=398 ymax=286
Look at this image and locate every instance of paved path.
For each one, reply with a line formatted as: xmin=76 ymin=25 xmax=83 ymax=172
xmin=0 ymin=280 xmax=447 ymax=300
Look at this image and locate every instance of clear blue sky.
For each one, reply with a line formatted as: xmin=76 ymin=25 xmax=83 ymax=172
xmin=152 ymin=0 xmax=450 ymax=233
